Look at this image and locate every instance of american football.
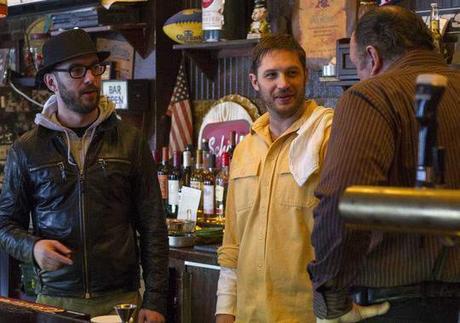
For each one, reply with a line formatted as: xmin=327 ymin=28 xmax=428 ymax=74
xmin=163 ymin=9 xmax=202 ymax=44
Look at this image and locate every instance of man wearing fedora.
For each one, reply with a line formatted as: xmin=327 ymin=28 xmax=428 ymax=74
xmin=0 ymin=29 xmax=168 ymax=322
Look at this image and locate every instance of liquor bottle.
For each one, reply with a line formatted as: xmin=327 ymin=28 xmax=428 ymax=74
xmin=157 ymin=147 xmax=170 ymax=213
xmin=215 ymin=152 xmax=230 ymax=225
xmin=430 ymin=3 xmax=443 ymax=54
xmin=0 ymin=0 xmax=7 ymax=18
xmin=185 ymin=144 xmax=195 ymax=172
xmin=202 ymin=153 xmax=216 ymax=223
xmin=202 ymin=0 xmax=224 ymax=42
xmin=190 ymin=149 xmax=204 ymax=221
xmin=226 ymin=131 xmax=236 ymax=159
xmin=167 ymin=151 xmax=182 ymax=218
xmin=202 ymin=0 xmax=250 ymax=41
xmin=201 ymin=138 xmax=210 ymax=154
xmin=152 ymin=149 xmax=161 ymax=164
xmin=182 ymin=150 xmax=193 ymax=187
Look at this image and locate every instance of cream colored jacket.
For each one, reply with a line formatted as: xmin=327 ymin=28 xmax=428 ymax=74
xmin=217 ymin=100 xmax=333 ymax=322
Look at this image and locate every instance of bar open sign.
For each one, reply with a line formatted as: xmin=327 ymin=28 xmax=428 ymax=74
xmin=102 ymin=80 xmax=128 ymax=110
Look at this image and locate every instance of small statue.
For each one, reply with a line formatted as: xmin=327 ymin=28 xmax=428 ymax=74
xmin=247 ymin=0 xmax=271 ymax=39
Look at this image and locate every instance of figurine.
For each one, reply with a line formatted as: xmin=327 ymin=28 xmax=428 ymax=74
xmin=247 ymin=0 xmax=271 ymax=39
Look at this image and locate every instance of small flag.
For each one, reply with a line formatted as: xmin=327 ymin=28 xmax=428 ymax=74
xmin=166 ymin=61 xmax=193 ymax=154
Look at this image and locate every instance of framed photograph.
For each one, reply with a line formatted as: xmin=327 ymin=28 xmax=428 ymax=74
xmin=101 ymin=61 xmax=114 ymax=81
xmin=96 ymin=38 xmax=134 ymax=80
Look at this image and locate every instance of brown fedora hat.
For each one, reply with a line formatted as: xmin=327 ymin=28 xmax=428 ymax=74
xmin=36 ymin=29 xmax=110 ymax=85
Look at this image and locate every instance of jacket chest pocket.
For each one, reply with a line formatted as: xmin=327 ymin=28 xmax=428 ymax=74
xmin=276 ymin=159 xmax=318 ymax=208
xmin=29 ymin=162 xmax=72 ymax=237
xmin=29 ymin=161 xmax=68 ymax=189
xmin=230 ymin=160 xmax=260 ymax=212
xmin=93 ymin=158 xmax=133 ymax=187
xmin=96 ymin=158 xmax=132 ymax=176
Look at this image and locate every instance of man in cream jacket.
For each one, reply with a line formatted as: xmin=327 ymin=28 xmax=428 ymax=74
xmin=216 ymin=33 xmax=333 ymax=323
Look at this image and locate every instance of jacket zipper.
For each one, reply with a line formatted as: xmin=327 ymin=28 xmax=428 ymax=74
xmin=79 ymin=168 xmax=91 ymax=299
xmin=29 ymin=162 xmax=67 ymax=182
xmin=97 ymin=158 xmax=132 ymax=177
xmin=54 ymin=134 xmax=90 ymax=298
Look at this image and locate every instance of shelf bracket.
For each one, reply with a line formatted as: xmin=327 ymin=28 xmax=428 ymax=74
xmin=118 ymin=26 xmax=150 ymax=59
xmin=185 ymin=50 xmax=218 ymax=80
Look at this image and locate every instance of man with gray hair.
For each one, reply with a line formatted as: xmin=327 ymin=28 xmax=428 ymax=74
xmin=310 ymin=6 xmax=460 ymax=323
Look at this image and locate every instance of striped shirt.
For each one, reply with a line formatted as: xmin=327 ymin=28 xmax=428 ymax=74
xmin=309 ymin=50 xmax=460 ymax=319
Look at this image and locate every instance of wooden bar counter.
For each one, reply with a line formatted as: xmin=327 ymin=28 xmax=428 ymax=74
xmin=168 ymin=244 xmax=220 ymax=323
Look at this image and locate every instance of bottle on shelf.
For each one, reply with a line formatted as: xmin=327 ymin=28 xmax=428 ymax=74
xmin=190 ymin=149 xmax=204 ymax=222
xmin=227 ymin=130 xmax=236 ymax=159
xmin=182 ymin=150 xmax=193 ymax=187
xmin=185 ymin=144 xmax=195 ymax=171
xmin=202 ymin=0 xmax=224 ymax=42
xmin=201 ymin=138 xmax=210 ymax=154
xmin=430 ymin=2 xmax=443 ymax=54
xmin=215 ymin=152 xmax=230 ymax=225
xmin=167 ymin=151 xmax=182 ymax=218
xmin=203 ymin=152 xmax=216 ymax=223
xmin=152 ymin=149 xmax=161 ymax=164
xmin=157 ymin=147 xmax=170 ymax=213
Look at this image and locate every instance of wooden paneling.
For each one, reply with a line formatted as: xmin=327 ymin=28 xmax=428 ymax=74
xmin=186 ymin=55 xmax=257 ymax=100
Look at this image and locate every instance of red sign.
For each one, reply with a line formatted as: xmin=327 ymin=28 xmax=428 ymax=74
xmin=202 ymin=119 xmax=251 ymax=166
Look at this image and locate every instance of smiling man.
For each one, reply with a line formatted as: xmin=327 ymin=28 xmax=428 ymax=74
xmin=0 ymin=29 xmax=168 ymax=323
xmin=215 ymin=33 xmax=333 ymax=322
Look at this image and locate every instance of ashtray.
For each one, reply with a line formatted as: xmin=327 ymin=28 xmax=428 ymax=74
xmin=168 ymin=234 xmax=195 ymax=248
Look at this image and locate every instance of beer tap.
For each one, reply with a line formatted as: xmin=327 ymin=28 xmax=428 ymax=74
xmin=415 ymin=73 xmax=447 ymax=188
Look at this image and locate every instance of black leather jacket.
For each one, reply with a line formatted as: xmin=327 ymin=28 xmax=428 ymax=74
xmin=0 ymin=113 xmax=168 ymax=315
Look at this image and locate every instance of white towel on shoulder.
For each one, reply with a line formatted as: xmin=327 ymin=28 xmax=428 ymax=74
xmin=289 ymin=105 xmax=334 ymax=186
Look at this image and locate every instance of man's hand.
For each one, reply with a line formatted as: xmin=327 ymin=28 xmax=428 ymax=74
xmin=216 ymin=314 xmax=235 ymax=323
xmin=317 ymin=302 xmax=390 ymax=323
xmin=33 ymin=240 xmax=73 ymax=271
xmin=137 ymin=309 xmax=165 ymax=323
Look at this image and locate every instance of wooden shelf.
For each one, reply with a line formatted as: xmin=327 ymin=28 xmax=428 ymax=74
xmin=173 ymin=39 xmax=259 ymax=51
xmin=319 ymin=76 xmax=358 ymax=88
xmin=173 ymin=39 xmax=259 ymax=80
xmin=50 ymin=23 xmax=150 ymax=58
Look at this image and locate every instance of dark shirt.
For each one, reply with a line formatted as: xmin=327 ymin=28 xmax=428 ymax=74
xmin=309 ymin=50 xmax=460 ymax=319
xmin=69 ymin=126 xmax=89 ymax=137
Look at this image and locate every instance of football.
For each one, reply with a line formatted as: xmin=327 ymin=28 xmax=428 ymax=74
xmin=163 ymin=9 xmax=202 ymax=44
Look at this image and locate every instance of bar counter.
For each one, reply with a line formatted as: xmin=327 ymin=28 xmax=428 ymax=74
xmin=168 ymin=244 xmax=220 ymax=323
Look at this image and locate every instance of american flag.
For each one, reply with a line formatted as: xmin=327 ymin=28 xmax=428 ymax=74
xmin=166 ymin=61 xmax=193 ymax=154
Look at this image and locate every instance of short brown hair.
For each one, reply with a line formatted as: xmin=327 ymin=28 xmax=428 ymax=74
xmin=250 ymin=33 xmax=306 ymax=74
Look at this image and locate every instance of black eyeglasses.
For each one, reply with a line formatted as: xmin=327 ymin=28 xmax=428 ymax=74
xmin=53 ymin=63 xmax=106 ymax=79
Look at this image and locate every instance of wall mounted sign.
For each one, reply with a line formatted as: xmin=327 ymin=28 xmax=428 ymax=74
xmin=102 ymin=80 xmax=128 ymax=110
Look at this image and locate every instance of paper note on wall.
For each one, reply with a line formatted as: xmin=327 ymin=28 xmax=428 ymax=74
xmin=292 ymin=0 xmax=357 ymax=69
